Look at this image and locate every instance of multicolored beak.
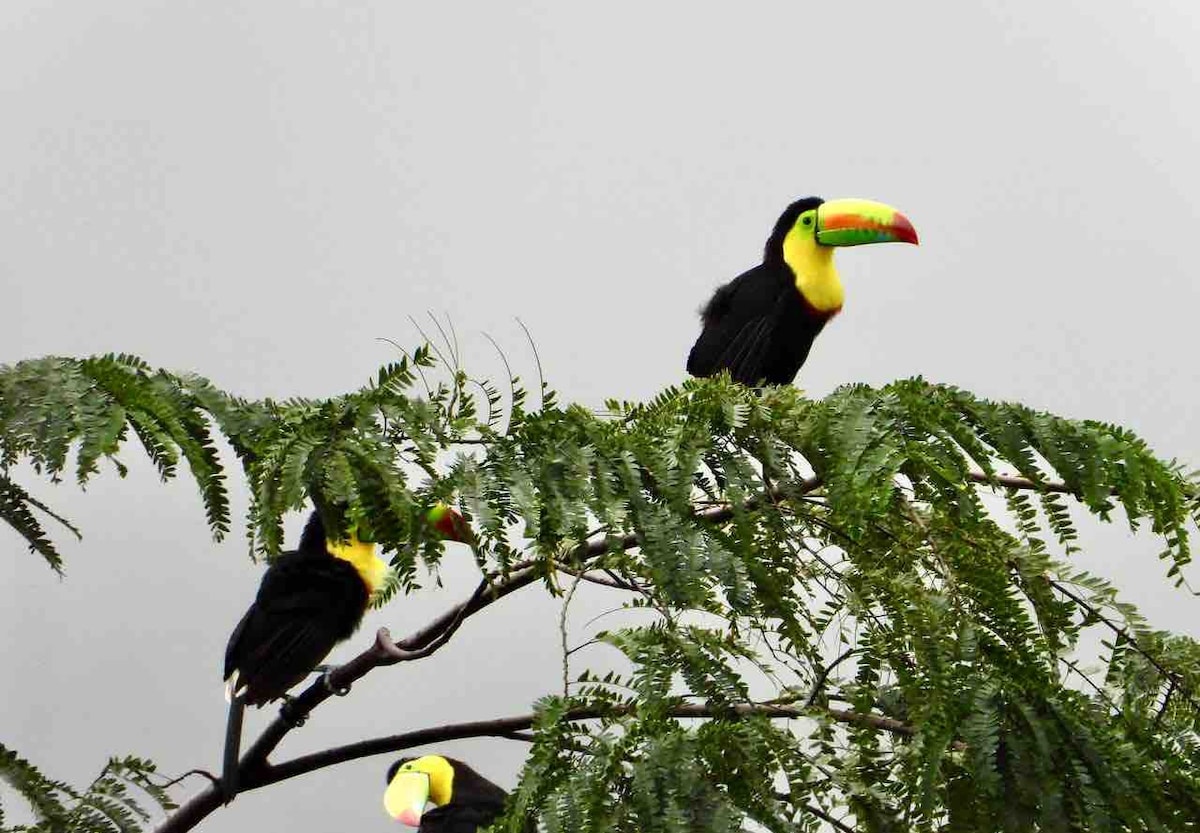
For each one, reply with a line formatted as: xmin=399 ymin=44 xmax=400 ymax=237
xmin=815 ymin=198 xmax=919 ymax=247
xmin=384 ymin=771 xmax=431 ymax=827
xmin=426 ymin=503 xmax=471 ymax=543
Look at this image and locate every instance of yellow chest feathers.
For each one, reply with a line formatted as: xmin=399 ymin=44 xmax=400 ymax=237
xmin=327 ymin=536 xmax=388 ymax=594
xmin=782 ymin=228 xmax=844 ymax=314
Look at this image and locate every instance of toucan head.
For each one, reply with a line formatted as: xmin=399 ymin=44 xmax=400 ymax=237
xmin=765 ymin=196 xmax=918 ymax=314
xmin=384 ymin=755 xmax=454 ymax=826
xmin=384 ymin=755 xmax=507 ymax=827
xmin=767 ymin=197 xmax=918 ymax=254
xmin=301 ymin=502 xmax=470 ymax=595
xmin=297 ymin=506 xmax=388 ymax=594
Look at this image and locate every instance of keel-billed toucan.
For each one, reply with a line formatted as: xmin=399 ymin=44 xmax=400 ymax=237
xmin=687 ymin=197 xmax=918 ymax=385
xmin=384 ymin=755 xmax=533 ymax=832
xmin=220 ymin=504 xmax=469 ymax=801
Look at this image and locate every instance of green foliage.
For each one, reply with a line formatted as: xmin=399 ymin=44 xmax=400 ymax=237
xmin=0 ymin=746 xmax=175 ymax=833
xmin=0 ymin=355 xmax=228 ymax=572
xmin=3 ymin=349 xmax=1200 ymax=831
xmin=467 ymin=374 xmax=1200 ymax=831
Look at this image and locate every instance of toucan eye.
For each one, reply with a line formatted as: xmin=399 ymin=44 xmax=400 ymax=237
xmin=802 ymin=216 xmax=812 ymax=226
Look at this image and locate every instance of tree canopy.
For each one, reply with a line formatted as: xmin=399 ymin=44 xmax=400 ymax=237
xmin=2 ymin=349 xmax=1199 ymax=832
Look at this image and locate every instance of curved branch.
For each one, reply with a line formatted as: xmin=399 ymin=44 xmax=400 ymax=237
xmin=241 ymin=566 xmax=543 ymax=766
xmin=160 ymin=698 xmax=909 ymax=833
xmin=254 ymin=701 xmax=929 ymax=787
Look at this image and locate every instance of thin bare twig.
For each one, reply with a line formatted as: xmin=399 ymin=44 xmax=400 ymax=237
xmin=157 ymin=770 xmax=220 ymax=791
xmin=805 ymin=647 xmax=859 ymax=708
xmin=1155 ymin=679 xmax=1177 ymax=727
xmin=481 ymin=331 xmax=518 ymax=435
xmin=1047 ymin=577 xmax=1199 ymax=712
xmin=560 ymin=571 xmax=584 ymax=697
xmin=967 ymin=470 xmax=1073 ymax=494
xmin=514 ymin=317 xmax=544 ymax=410
xmin=408 ymin=315 xmax=453 ymax=372
xmin=431 ymin=311 xmax=460 ymax=370
xmin=555 ymin=563 xmax=641 ymax=591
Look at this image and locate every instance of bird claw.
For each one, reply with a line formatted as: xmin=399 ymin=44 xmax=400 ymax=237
xmin=279 ymin=695 xmax=308 ymax=726
xmin=322 ymin=669 xmax=351 ymax=697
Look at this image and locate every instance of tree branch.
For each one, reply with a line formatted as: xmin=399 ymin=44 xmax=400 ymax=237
xmin=159 ymin=696 xmax=915 ymax=833
xmin=249 ymin=701 xmax=934 ymax=787
xmin=239 ymin=568 xmax=543 ymax=768
xmin=967 ymin=470 xmax=1073 ymax=494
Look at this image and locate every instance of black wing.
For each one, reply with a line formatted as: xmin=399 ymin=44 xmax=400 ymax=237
xmin=224 ymin=552 xmax=368 ymax=705
xmin=687 ymin=264 xmax=793 ymax=386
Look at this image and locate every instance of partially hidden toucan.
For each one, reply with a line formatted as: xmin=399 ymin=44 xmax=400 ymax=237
xmin=220 ymin=504 xmax=469 ymax=802
xmin=687 ymin=197 xmax=918 ymax=386
xmin=384 ymin=755 xmax=533 ymax=832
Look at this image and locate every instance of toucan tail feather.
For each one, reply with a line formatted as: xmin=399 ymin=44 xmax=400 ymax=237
xmin=221 ymin=697 xmax=246 ymax=804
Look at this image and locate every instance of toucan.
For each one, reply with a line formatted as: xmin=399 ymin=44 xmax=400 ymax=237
xmin=384 ymin=755 xmax=532 ymax=832
xmin=686 ymin=197 xmax=918 ymax=386
xmin=221 ymin=504 xmax=469 ymax=801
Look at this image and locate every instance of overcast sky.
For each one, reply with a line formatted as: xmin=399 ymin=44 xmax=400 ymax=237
xmin=3 ymin=2 xmax=1200 ymax=830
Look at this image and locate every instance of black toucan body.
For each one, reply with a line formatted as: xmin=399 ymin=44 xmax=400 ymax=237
xmin=687 ymin=197 xmax=918 ymax=386
xmin=384 ymin=755 xmax=533 ymax=832
xmin=220 ymin=504 xmax=471 ymax=802
xmin=223 ymin=512 xmax=381 ymax=705
xmin=221 ymin=510 xmax=386 ymax=799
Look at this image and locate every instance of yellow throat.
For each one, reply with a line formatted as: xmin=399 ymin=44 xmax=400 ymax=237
xmin=327 ymin=535 xmax=388 ymax=594
xmin=781 ymin=225 xmax=843 ymax=314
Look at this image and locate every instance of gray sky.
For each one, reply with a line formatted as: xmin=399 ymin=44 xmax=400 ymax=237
xmin=3 ymin=2 xmax=1199 ymax=830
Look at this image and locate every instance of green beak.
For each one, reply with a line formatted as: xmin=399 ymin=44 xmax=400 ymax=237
xmin=815 ymin=198 xmax=919 ymax=247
